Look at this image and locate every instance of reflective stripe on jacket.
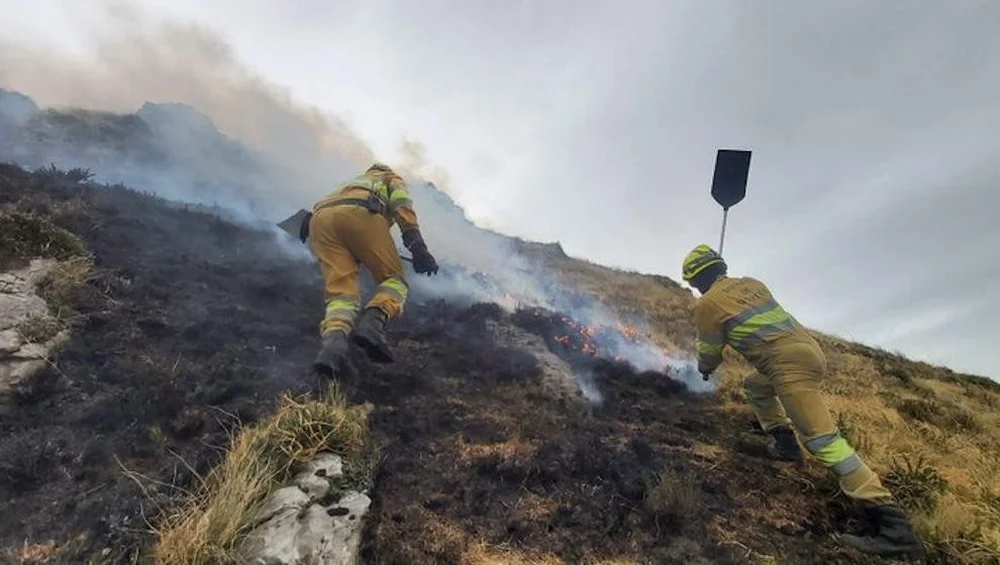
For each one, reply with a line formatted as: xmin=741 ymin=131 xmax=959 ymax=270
xmin=693 ymin=276 xmax=809 ymax=373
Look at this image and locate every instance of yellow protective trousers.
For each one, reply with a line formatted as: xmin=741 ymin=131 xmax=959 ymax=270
xmin=743 ymin=337 xmax=894 ymax=505
xmin=307 ymin=203 xmax=409 ymax=337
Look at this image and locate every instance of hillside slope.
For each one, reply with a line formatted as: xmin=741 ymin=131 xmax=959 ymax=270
xmin=531 ymin=252 xmax=1000 ymax=565
xmin=1 ymin=90 xmax=998 ymax=564
xmin=0 ymin=165 xmax=809 ymax=564
xmin=3 ymin=165 xmax=997 ymax=565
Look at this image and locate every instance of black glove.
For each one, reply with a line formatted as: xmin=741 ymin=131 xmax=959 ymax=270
xmin=402 ymin=229 xmax=439 ymax=276
xmin=698 ymin=361 xmax=714 ymax=381
xmin=412 ymin=246 xmax=438 ymax=275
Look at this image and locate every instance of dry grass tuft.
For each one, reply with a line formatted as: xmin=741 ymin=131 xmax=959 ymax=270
xmin=456 ymin=433 xmax=538 ymax=464
xmin=0 ymin=209 xmax=88 ymax=271
xmin=15 ymin=315 xmax=64 ymax=344
xmin=151 ymin=388 xmax=372 ymax=565
xmin=36 ymin=256 xmax=94 ymax=324
xmin=462 ymin=542 xmax=564 ymax=565
xmin=642 ymin=468 xmax=697 ymax=530
xmin=894 ymin=397 xmax=983 ymax=433
xmin=6 ymin=539 xmax=60 ymax=564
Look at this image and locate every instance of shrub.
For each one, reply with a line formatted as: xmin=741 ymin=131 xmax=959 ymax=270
xmin=895 ymin=398 xmax=982 ymax=433
xmin=884 ymin=455 xmax=947 ymax=513
xmin=0 ymin=210 xmax=88 ymax=270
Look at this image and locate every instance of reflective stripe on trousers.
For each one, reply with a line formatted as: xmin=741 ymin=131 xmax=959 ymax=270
xmin=326 ymin=298 xmax=361 ymax=321
xmin=375 ymin=276 xmax=408 ymax=303
xmin=804 ymin=432 xmax=863 ymax=475
xmin=322 ymin=297 xmax=361 ymax=335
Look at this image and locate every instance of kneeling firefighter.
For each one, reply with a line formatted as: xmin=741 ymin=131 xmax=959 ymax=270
xmin=304 ymin=162 xmax=438 ymax=377
xmin=682 ymin=244 xmax=925 ymax=560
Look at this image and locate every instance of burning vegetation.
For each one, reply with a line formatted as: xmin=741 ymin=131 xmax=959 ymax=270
xmin=554 ymin=316 xmax=599 ymax=357
xmin=512 ymin=308 xmax=670 ymax=369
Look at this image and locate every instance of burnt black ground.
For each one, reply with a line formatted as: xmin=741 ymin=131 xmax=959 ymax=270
xmin=353 ymin=304 xmax=886 ymax=564
xmin=1 ymin=163 xmax=325 ymax=563
xmin=0 ymin=164 xmax=895 ymax=564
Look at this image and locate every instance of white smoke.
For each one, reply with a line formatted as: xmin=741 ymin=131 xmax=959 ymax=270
xmin=0 ymin=7 xmax=710 ymax=393
xmin=396 ymin=180 xmax=713 ymax=393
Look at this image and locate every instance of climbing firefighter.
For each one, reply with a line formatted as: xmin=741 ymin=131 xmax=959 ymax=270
xmin=306 ymin=162 xmax=438 ymax=377
xmin=682 ymin=244 xmax=926 ymax=560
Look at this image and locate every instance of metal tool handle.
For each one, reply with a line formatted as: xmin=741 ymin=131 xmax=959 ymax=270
xmin=719 ymin=208 xmax=729 ymax=255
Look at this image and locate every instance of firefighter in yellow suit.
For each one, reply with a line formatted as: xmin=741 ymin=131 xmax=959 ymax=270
xmin=307 ymin=162 xmax=438 ymax=377
xmin=682 ymin=244 xmax=925 ymax=560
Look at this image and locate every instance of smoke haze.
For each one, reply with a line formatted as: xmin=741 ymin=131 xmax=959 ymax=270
xmin=0 ymin=4 xmax=370 ymax=211
xmin=0 ymin=5 xmax=710 ymax=394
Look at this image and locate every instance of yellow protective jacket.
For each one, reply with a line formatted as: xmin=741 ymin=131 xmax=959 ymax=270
xmin=313 ymin=169 xmax=420 ymax=232
xmin=693 ymin=276 xmax=813 ymax=374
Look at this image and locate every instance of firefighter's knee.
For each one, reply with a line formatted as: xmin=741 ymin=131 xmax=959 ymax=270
xmin=743 ymin=370 xmax=774 ymax=398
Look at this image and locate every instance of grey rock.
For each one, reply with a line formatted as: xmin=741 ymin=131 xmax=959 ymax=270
xmin=241 ymin=453 xmax=370 ymax=565
xmin=0 ymin=260 xmax=70 ymax=398
xmin=11 ymin=342 xmax=48 ymax=359
xmin=296 ymin=473 xmax=331 ymax=502
xmin=0 ymin=359 xmax=46 ymax=396
xmin=252 ymin=486 xmax=310 ymax=526
xmin=307 ymin=453 xmax=344 ymax=480
xmin=0 ymin=329 xmax=21 ymax=355
xmin=0 ymin=294 xmax=48 ymax=332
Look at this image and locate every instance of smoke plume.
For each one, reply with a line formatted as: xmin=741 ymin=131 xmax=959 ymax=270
xmin=0 ymin=4 xmax=370 ymax=212
xmin=0 ymin=6 xmax=710 ymax=395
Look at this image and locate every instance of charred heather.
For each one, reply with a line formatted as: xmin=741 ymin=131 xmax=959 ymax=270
xmin=0 ymin=162 xmax=900 ymax=564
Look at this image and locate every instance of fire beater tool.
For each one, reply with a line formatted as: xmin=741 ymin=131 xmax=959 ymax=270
xmin=710 ymin=149 xmax=752 ymax=255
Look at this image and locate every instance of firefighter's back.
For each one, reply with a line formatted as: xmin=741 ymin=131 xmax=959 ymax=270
xmin=706 ymin=276 xmax=821 ymax=373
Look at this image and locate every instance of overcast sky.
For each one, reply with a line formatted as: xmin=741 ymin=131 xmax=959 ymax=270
xmin=2 ymin=0 xmax=998 ymax=379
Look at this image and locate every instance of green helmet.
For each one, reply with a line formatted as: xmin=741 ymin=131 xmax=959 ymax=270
xmin=367 ymin=162 xmax=393 ymax=173
xmin=682 ymin=244 xmax=726 ymax=282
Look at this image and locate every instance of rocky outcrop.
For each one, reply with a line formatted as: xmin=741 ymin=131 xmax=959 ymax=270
xmin=0 ymin=259 xmax=70 ymax=399
xmin=240 ymin=453 xmax=371 ymax=565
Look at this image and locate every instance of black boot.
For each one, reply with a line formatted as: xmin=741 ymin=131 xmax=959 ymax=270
xmin=313 ymin=331 xmax=350 ymax=378
xmin=841 ymin=503 xmax=927 ymax=560
xmin=351 ymin=307 xmax=394 ymax=363
xmin=767 ymin=426 xmax=803 ymax=462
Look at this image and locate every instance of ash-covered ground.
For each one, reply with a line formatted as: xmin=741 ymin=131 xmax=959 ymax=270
xmin=0 ymin=164 xmax=884 ymax=564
